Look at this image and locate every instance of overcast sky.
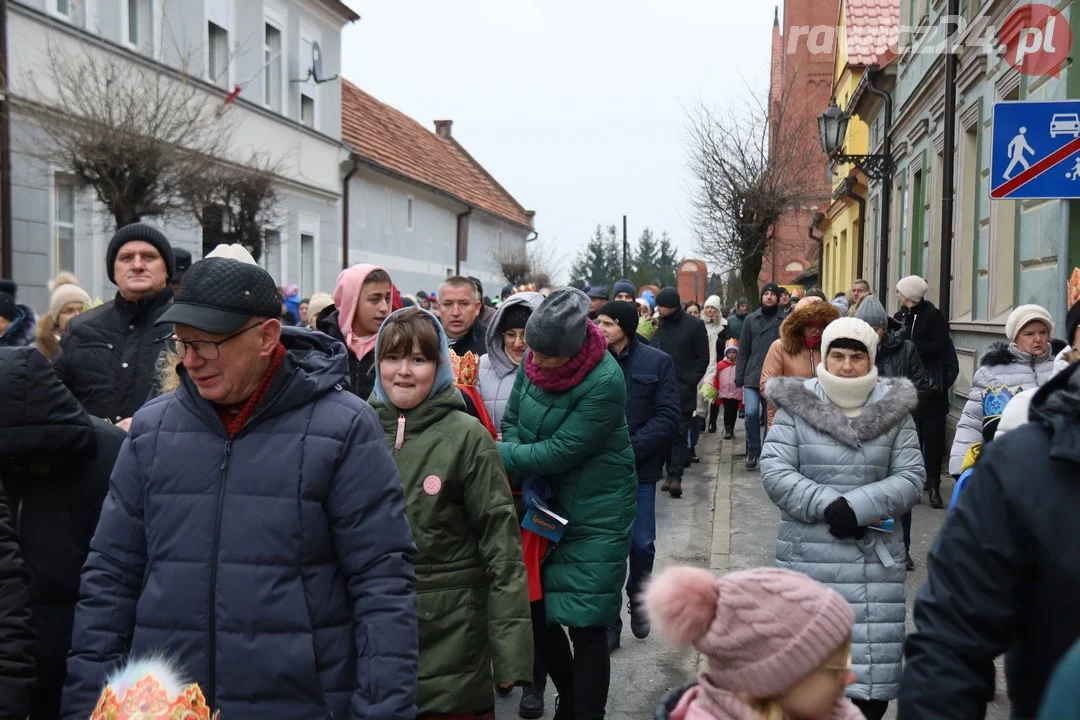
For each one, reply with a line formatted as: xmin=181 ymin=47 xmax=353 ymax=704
xmin=341 ymin=2 xmax=775 ymax=281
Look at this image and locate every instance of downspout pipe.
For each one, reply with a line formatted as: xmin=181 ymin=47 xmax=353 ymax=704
xmin=845 ymin=176 xmax=867 ymax=282
xmin=865 ymin=65 xmax=893 ymax=301
xmin=455 ymin=207 xmax=472 ymax=276
xmin=341 ymin=160 xmax=359 ymax=270
xmin=938 ymin=0 xmax=961 ymax=319
xmin=0 ymin=0 xmax=11 ymax=278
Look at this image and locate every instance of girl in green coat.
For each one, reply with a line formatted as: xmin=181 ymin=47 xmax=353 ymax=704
xmin=497 ymin=288 xmax=638 ymax=720
xmin=371 ymin=307 xmax=533 ymax=718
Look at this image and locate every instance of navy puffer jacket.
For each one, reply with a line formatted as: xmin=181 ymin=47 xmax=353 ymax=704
xmin=61 ymin=327 xmax=419 ymax=720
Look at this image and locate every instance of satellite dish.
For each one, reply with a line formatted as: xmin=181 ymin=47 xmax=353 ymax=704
xmin=311 ymin=41 xmax=323 ymax=83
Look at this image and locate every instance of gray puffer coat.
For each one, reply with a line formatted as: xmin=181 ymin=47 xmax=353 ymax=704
xmin=479 ymin=292 xmax=543 ymax=433
xmin=761 ymin=376 xmax=924 ymax=702
xmin=947 ymin=340 xmax=1064 ymax=475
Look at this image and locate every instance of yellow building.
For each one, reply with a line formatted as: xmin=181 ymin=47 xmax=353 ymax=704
xmin=814 ymin=0 xmax=894 ymax=298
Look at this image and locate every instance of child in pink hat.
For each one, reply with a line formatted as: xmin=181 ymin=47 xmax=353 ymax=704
xmin=647 ymin=566 xmax=863 ymax=720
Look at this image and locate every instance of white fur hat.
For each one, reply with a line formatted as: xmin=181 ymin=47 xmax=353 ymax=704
xmin=1005 ymin=304 xmax=1054 ymax=342
xmin=896 ymin=275 xmax=929 ymax=303
xmin=205 ymin=243 xmax=258 ymax=266
xmin=822 ymin=316 xmax=879 ymax=364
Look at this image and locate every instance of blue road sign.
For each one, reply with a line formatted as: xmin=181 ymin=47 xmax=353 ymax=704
xmin=991 ymin=99 xmax=1080 ymax=200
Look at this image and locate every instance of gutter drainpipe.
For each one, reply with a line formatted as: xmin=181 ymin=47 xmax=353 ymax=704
xmin=938 ymin=0 xmax=960 ymax=319
xmin=865 ymin=65 xmax=893 ymax=302
xmin=845 ymin=176 xmax=867 ymax=282
xmin=341 ymin=160 xmax=359 ymax=270
xmin=0 ymin=0 xmax=11 ymax=278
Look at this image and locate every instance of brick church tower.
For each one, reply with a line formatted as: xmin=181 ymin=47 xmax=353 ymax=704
xmin=763 ymin=0 xmax=839 ymax=288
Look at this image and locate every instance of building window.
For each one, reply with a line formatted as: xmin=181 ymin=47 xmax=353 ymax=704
xmin=264 ymin=22 xmax=282 ymax=111
xmin=406 ymin=197 xmax=414 ymax=231
xmin=50 ymin=0 xmax=72 ymax=20
xmin=300 ymin=93 xmax=315 ymax=128
xmin=207 ymin=22 xmax=229 ymax=89
xmin=910 ymin=168 xmax=925 ymax=277
xmin=55 ymin=177 xmax=76 ymax=273
xmin=300 ymin=233 xmax=315 ymax=295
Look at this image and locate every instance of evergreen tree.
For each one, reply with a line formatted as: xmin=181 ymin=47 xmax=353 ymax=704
xmin=630 ymin=227 xmax=659 ymax=288
xmin=570 ymin=224 xmax=623 ymax=289
xmin=656 ymin=232 xmax=680 ymax=288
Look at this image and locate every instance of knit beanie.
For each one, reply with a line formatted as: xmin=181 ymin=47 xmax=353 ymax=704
xmin=0 ymin=278 xmax=15 ymax=321
xmin=853 ymin=294 xmax=889 ymax=331
xmin=761 ymin=283 xmax=782 ymax=300
xmin=896 ymin=275 xmax=929 ymax=303
xmin=641 ymin=289 xmax=656 ymax=309
xmin=307 ymin=292 xmax=334 ymax=322
xmin=598 ymin=300 xmax=639 ymax=338
xmin=656 ymin=287 xmax=681 ymax=309
xmin=501 ymin=303 xmax=533 ymax=332
xmin=822 ymin=317 xmax=879 ymax=364
xmin=647 ymin=566 xmax=853 ymax=699
xmin=526 ymin=287 xmax=590 ymax=357
xmin=1005 ymin=304 xmax=1054 ymax=343
xmin=613 ymin=278 xmax=637 ymax=298
xmin=106 ymin=223 xmax=175 ymax=283
xmin=48 ymin=272 xmax=92 ymax=321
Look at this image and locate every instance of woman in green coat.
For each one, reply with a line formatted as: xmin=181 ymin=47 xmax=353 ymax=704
xmin=371 ymin=307 xmax=533 ymax=718
xmin=498 ymin=288 xmax=638 ymax=720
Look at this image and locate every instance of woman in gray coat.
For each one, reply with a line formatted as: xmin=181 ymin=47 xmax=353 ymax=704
xmin=479 ymin=291 xmax=544 ymax=433
xmin=761 ymin=317 xmax=924 ymax=720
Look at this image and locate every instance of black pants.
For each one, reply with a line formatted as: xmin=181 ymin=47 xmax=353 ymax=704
xmin=708 ymin=403 xmax=720 ymax=428
xmin=529 ymin=601 xmax=551 ymax=689
xmin=851 ymin=698 xmax=888 ymax=720
xmin=31 ymin=688 xmax=61 ymax=720
xmin=918 ymin=393 xmax=948 ymax=491
xmin=538 ymin=620 xmax=610 ymax=720
xmin=666 ymin=414 xmax=694 ymax=480
xmin=901 ymin=509 xmax=912 ymax=553
xmin=721 ymin=399 xmax=739 ymax=430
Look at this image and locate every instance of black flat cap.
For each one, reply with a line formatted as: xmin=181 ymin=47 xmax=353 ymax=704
xmin=157 ymin=257 xmax=281 ymax=334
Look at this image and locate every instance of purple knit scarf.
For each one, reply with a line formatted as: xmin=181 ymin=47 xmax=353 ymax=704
xmin=524 ymin=321 xmax=608 ymax=392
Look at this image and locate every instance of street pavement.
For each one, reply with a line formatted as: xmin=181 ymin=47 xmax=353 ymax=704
xmin=496 ymin=419 xmax=1012 ymax=719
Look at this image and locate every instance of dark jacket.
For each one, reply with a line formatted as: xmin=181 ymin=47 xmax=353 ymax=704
xmin=612 ymin=335 xmax=682 ymax=483
xmin=53 ymin=288 xmax=174 ymax=422
xmin=447 ymin=320 xmax=487 ymax=357
xmin=0 ymin=305 xmax=37 ymax=348
xmin=735 ymin=306 xmax=783 ymax=391
xmin=650 ymin=307 xmax=710 ymax=415
xmin=875 ymin=323 xmax=934 ymax=408
xmin=61 ymin=327 xmax=419 ymax=720
xmin=899 ymin=362 xmax=1080 ymax=719
xmin=0 ymin=483 xmax=34 ymax=720
xmin=894 ymin=299 xmax=950 ymax=391
xmin=726 ymin=310 xmax=747 ymax=342
xmin=0 ymin=347 xmax=125 ymax=696
xmin=317 ymin=309 xmax=377 ymax=402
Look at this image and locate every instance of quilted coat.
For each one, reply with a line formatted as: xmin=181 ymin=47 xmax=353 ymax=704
xmin=760 ymin=376 xmax=924 ymax=702
xmin=370 ymin=313 xmax=532 ymax=715
xmin=61 ymin=327 xmax=419 ymax=720
xmin=0 ymin=482 xmax=34 ymax=720
xmin=497 ymin=347 xmax=638 ymax=628
xmin=947 ymin=340 xmax=1064 ymax=475
xmin=478 ymin=292 xmax=544 ymax=433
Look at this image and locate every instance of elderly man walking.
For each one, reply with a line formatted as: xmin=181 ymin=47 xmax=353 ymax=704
xmin=61 ymin=253 xmax=419 ymax=720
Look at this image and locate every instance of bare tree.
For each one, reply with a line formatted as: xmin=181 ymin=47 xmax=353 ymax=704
xmin=686 ymin=72 xmax=827 ymax=307
xmin=492 ymin=238 xmax=563 ymax=288
xmin=18 ymin=41 xmax=238 ymax=229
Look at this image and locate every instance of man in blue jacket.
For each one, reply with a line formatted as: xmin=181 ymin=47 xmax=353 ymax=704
xmin=61 ymin=253 xmax=419 ymax=719
xmin=597 ymin=301 xmax=681 ymax=652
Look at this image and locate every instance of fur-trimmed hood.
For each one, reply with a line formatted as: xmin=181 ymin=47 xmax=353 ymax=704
xmin=764 ymin=375 xmax=919 ymax=449
xmin=778 ymin=300 xmax=841 ymax=355
xmin=980 ymin=339 xmax=1066 ymax=368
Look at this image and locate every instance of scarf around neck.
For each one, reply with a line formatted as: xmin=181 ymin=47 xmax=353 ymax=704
xmin=524 ymin=321 xmax=608 ymax=392
xmin=814 ymin=364 xmax=879 ymax=417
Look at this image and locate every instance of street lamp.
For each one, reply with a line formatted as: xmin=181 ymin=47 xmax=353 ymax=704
xmin=818 ymin=98 xmax=893 ymax=181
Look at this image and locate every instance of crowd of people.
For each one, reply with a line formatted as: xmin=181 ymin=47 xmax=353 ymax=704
xmin=2 ymin=221 xmax=1080 ymax=720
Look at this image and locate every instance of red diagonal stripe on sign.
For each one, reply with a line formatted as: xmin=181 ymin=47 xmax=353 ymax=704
xmin=991 ymin=134 xmax=1080 ymax=198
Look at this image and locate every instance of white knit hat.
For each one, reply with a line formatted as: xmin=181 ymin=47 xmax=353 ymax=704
xmin=896 ymin=275 xmax=929 ymax=303
xmin=1005 ymin=304 xmax=1054 ymax=342
xmin=822 ymin=317 xmax=879 ymax=364
xmin=48 ymin=272 xmax=91 ymax=321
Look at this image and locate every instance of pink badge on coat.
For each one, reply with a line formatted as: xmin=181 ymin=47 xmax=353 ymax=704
xmin=423 ymin=475 xmax=442 ymax=495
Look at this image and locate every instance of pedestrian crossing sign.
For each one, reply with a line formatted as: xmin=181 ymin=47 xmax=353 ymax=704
xmin=991 ymin=99 xmax=1080 ymax=200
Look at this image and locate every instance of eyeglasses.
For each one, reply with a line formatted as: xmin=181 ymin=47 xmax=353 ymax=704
xmin=161 ymin=323 xmax=263 ymax=361
xmin=503 ymin=330 xmax=527 ymax=345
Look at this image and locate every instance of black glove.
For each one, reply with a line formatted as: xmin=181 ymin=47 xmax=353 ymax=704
xmin=824 ymin=498 xmax=864 ymax=539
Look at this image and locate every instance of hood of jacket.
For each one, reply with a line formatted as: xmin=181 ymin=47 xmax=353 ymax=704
xmin=0 ymin=305 xmax=37 ymax=347
xmin=483 ymin=291 xmax=544 ymax=377
xmin=779 ymin=300 xmax=841 ymax=355
xmin=370 ymin=383 xmax=467 ymax=440
xmin=0 ymin=346 xmax=95 ymax=455
xmin=372 ymin=307 xmax=455 ymax=406
xmin=980 ymin=339 xmax=1066 ymax=368
xmin=764 ymin=375 xmax=918 ymax=449
xmin=1029 ymin=361 xmax=1080 ymax=463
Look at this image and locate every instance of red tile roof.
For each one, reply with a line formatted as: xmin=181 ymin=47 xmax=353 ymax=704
xmin=845 ymin=0 xmax=901 ymax=66
xmin=341 ymin=79 xmax=534 ymax=229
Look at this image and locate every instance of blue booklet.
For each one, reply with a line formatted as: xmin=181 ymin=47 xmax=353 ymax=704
xmin=522 ymin=499 xmax=568 ymax=543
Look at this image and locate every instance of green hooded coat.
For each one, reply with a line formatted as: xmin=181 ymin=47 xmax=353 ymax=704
xmin=497 ymin=349 xmax=637 ymax=628
xmin=371 ymin=310 xmax=532 ymax=716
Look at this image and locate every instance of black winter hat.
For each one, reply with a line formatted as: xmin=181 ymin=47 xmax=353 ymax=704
xmin=501 ymin=303 xmax=533 ymax=331
xmin=156 ymin=257 xmax=281 ymax=334
xmin=1067 ymin=299 xmax=1080 ymax=346
xmin=173 ymin=248 xmax=193 ymax=283
xmin=586 ymin=285 xmax=610 ymax=300
xmin=0 ymin=278 xmax=16 ymax=321
xmin=106 ymin=223 xmax=175 ymax=284
xmin=656 ymin=287 xmax=681 ymax=309
xmin=598 ymin=300 xmax=639 ymax=338
xmin=761 ymin=283 xmax=782 ymax=300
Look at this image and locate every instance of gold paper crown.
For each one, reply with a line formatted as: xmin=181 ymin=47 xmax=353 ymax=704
xmin=450 ymin=350 xmax=481 ymax=388
xmin=90 ymin=662 xmax=219 ymax=720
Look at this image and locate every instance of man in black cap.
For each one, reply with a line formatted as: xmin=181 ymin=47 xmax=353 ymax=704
xmin=62 ymin=255 xmax=419 ymax=720
xmin=597 ymin=300 xmax=680 ymax=651
xmin=649 ymin=287 xmax=710 ymax=497
xmin=170 ymin=248 xmax=192 ymax=293
xmin=53 ymin=223 xmax=176 ymax=424
xmin=735 ymin=282 xmax=783 ymax=469
xmin=586 ymin=285 xmax=610 ymax=321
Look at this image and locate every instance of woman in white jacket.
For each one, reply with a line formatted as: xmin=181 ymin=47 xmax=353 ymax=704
xmin=697 ymin=295 xmax=726 ymax=433
xmin=478 ymin=291 xmax=544 ymax=433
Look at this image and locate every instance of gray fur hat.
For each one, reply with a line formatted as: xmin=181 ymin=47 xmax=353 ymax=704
xmin=526 ymin=287 xmax=590 ymax=357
